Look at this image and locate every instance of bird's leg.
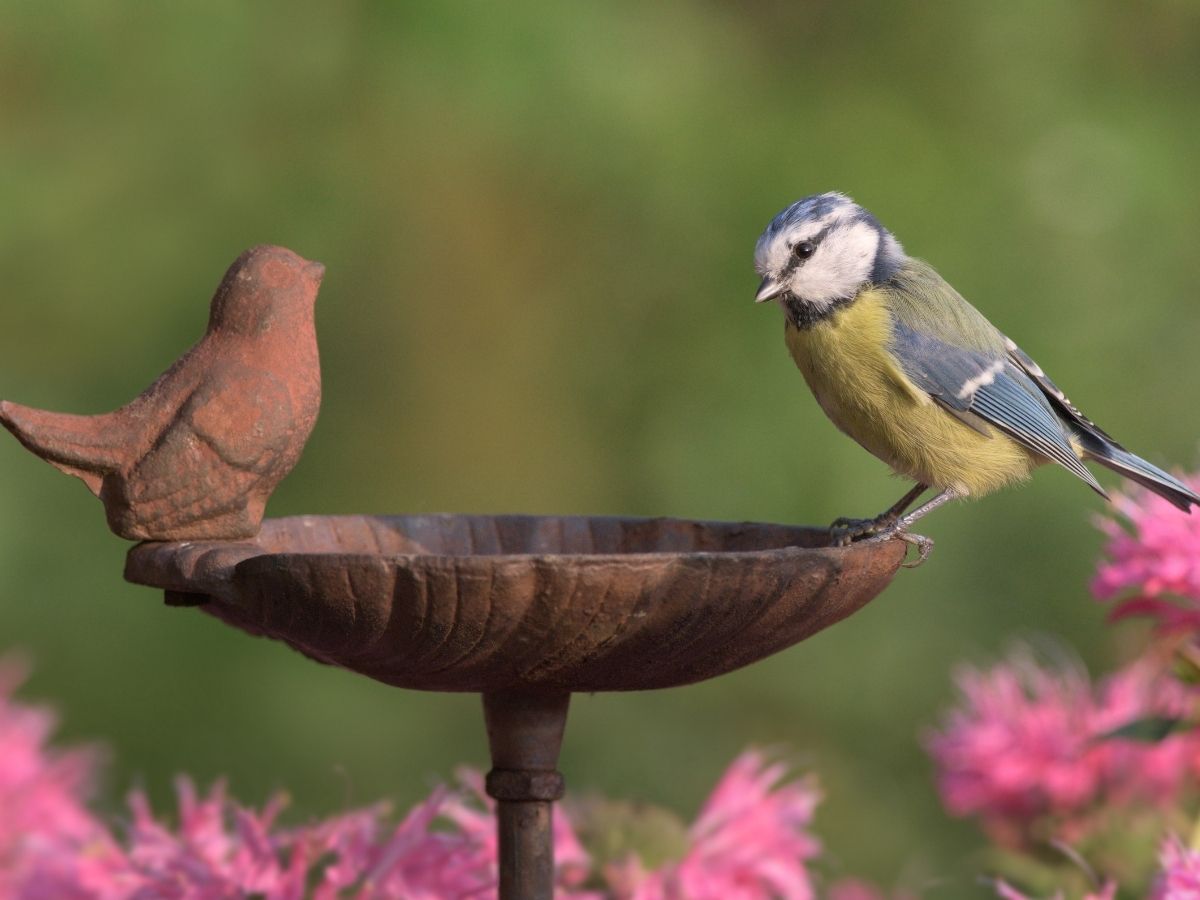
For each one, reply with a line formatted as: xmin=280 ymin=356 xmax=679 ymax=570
xmin=891 ymin=486 xmax=959 ymax=530
xmin=830 ymin=483 xmax=928 ymax=547
xmin=865 ymin=486 xmax=963 ymax=567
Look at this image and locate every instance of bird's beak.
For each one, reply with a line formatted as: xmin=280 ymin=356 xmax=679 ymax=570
xmin=755 ymin=276 xmax=784 ymax=303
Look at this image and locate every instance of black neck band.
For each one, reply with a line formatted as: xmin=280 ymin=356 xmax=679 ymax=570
xmin=782 ymin=293 xmax=856 ymax=330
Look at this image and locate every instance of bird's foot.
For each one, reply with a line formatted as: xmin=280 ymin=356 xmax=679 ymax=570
xmin=896 ymin=531 xmax=935 ymax=568
xmin=829 ymin=513 xmax=898 ymax=547
xmin=863 ymin=527 xmax=935 ymax=568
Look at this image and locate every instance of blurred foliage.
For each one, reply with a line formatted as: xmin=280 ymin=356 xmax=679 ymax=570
xmin=1 ymin=1 xmax=1199 ymax=893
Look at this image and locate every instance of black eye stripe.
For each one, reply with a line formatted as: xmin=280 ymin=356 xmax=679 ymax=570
xmin=782 ymin=226 xmax=830 ymax=274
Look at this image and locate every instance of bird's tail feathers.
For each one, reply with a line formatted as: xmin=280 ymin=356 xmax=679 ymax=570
xmin=0 ymin=400 xmax=125 ymax=495
xmin=1078 ymin=434 xmax=1200 ymax=513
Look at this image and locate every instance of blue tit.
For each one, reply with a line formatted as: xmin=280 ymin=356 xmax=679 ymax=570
xmin=753 ymin=192 xmax=1199 ymax=550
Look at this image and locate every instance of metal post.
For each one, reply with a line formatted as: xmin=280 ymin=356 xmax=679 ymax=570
xmin=482 ymin=691 xmax=571 ymax=900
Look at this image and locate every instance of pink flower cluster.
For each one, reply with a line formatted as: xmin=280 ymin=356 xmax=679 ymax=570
xmin=1092 ymin=476 xmax=1200 ymax=630
xmin=926 ymin=648 xmax=1200 ymax=846
xmin=607 ymin=752 xmax=822 ymax=900
xmin=0 ymin=657 xmax=109 ymax=898
xmin=1 ymin=657 xmax=851 ymax=899
xmin=16 ymin=767 xmax=598 ymax=898
xmin=1151 ymin=835 xmax=1200 ymax=898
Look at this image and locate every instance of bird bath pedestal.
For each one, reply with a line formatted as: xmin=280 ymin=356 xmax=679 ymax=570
xmin=124 ymin=513 xmax=906 ymax=899
xmin=1 ymin=245 xmax=908 ymax=899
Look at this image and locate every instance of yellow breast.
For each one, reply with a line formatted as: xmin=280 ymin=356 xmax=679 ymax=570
xmin=784 ymin=289 xmax=1037 ymax=496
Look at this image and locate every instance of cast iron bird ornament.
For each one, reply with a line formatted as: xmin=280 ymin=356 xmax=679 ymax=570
xmin=0 ymin=245 xmax=324 ymax=541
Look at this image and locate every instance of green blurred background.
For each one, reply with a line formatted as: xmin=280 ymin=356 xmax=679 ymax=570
xmin=2 ymin=1 xmax=1198 ymax=893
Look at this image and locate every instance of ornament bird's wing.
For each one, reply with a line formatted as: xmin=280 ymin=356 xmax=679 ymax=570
xmin=122 ymin=365 xmax=295 ymax=532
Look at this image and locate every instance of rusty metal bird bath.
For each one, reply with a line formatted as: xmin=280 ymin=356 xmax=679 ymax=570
xmin=3 ymin=246 xmax=909 ymax=900
xmin=125 ymin=513 xmax=906 ymax=898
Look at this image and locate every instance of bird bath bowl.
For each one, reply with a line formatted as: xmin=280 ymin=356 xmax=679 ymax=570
xmin=126 ymin=513 xmax=906 ymax=899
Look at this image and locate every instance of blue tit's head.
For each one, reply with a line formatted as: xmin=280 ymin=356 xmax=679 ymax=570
xmin=753 ymin=192 xmax=906 ymax=309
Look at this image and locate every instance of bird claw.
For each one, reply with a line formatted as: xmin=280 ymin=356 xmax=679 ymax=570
xmin=897 ymin=532 xmax=935 ymax=567
xmin=862 ymin=528 xmax=934 ymax=567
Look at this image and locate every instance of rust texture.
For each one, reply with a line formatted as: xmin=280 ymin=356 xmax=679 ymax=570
xmin=483 ymin=692 xmax=570 ymax=900
xmin=125 ymin=513 xmax=907 ymax=693
xmin=0 ymin=246 xmax=323 ymax=541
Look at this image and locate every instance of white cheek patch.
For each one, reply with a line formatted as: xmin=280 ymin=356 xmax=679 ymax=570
xmin=790 ymin=219 xmax=881 ymax=305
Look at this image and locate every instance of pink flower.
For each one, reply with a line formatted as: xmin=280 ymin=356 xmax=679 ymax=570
xmin=928 ymin=653 xmax=1098 ymax=835
xmin=0 ymin=657 xmax=110 ymax=897
xmin=0 ymin=650 xmax=595 ymax=898
xmin=120 ymin=779 xmax=306 ymax=897
xmin=18 ymin=772 xmax=601 ymax=899
xmin=0 ymin=673 xmax=829 ymax=900
xmin=1151 ymin=835 xmax=1200 ymax=899
xmin=611 ymin=750 xmax=821 ymax=900
xmin=927 ymin=648 xmax=1200 ymax=845
xmin=1089 ymin=661 xmax=1200 ymax=806
xmin=20 ymin=779 xmax=310 ymax=899
xmin=0 ymin=651 xmax=895 ymax=899
xmin=0 ymin=648 xmax=605 ymax=898
xmin=1092 ymin=476 xmax=1200 ymax=631
xmin=306 ymin=784 xmax=501 ymax=900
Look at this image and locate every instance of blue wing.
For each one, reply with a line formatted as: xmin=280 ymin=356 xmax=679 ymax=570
xmin=888 ymin=319 xmax=1106 ymax=496
xmin=1005 ymin=336 xmax=1199 ymax=511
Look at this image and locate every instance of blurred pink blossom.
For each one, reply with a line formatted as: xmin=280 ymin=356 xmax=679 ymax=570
xmin=609 ymin=750 xmax=822 ymax=900
xmin=0 ymin=660 xmax=842 ymax=899
xmin=17 ymin=772 xmax=602 ymax=899
xmin=0 ymin=651 xmax=609 ymax=898
xmin=1151 ymin=834 xmax=1200 ymax=899
xmin=927 ymin=648 xmax=1200 ymax=845
xmin=1089 ymin=661 xmax=1200 ymax=807
xmin=0 ymin=658 xmax=111 ymax=898
xmin=1092 ymin=477 xmax=1200 ymax=631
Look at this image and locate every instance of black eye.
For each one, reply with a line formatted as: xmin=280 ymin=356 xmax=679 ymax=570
xmin=792 ymin=241 xmax=815 ymax=260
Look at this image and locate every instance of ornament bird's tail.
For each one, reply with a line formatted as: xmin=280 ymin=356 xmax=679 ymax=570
xmin=0 ymin=400 xmax=130 ymax=495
